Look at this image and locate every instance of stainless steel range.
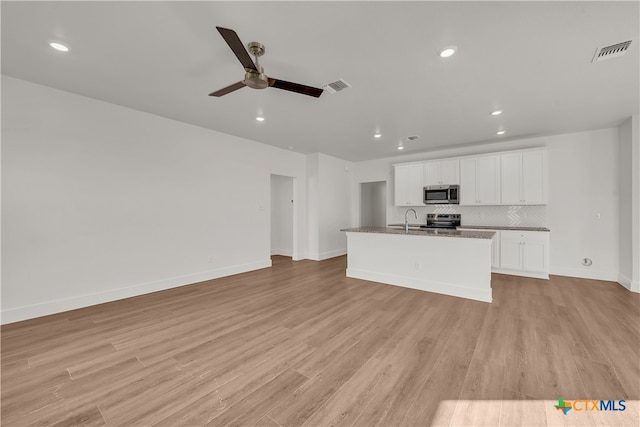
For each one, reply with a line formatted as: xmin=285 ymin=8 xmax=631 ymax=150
xmin=420 ymin=213 xmax=461 ymax=230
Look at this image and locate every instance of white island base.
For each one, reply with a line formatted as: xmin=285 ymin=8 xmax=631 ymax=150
xmin=344 ymin=230 xmax=493 ymax=303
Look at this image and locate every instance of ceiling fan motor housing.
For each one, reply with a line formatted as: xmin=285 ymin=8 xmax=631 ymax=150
xmin=244 ymin=68 xmax=269 ymax=89
xmin=244 ymin=42 xmax=269 ymax=89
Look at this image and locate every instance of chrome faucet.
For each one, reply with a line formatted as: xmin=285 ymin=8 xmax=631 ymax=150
xmin=404 ymin=208 xmax=418 ymax=233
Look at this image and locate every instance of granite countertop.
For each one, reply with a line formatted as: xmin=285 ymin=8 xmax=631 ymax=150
xmin=341 ymin=227 xmax=495 ymax=240
xmin=456 ymin=225 xmax=551 ymax=232
xmin=387 ymin=223 xmax=550 ymax=232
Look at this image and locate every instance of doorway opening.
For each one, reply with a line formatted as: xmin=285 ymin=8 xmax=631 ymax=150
xmin=360 ymin=181 xmax=387 ymax=227
xmin=270 ymin=174 xmax=295 ymax=259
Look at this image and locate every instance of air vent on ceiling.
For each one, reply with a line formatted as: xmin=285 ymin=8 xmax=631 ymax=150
xmin=323 ymin=78 xmax=351 ymax=94
xmin=592 ymin=40 xmax=632 ymax=62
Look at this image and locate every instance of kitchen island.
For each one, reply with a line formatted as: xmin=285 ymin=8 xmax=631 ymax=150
xmin=341 ymin=227 xmax=495 ymax=302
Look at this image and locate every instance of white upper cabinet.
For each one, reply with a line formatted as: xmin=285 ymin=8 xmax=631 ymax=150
xmin=460 ymin=155 xmax=501 ymax=205
xmin=424 ymin=159 xmax=460 ymax=185
xmin=394 ymin=163 xmax=425 ymax=206
xmin=501 ymin=149 xmax=548 ymax=205
xmin=394 ymin=148 xmax=547 ymax=207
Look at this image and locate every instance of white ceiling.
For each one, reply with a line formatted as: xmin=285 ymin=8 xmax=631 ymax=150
xmin=2 ymin=1 xmax=638 ymax=162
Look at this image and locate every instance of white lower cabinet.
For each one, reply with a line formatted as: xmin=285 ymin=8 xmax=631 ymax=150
xmin=457 ymin=228 xmax=549 ymax=278
xmin=497 ymin=230 xmax=549 ymax=279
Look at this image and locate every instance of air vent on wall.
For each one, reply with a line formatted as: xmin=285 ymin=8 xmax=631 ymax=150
xmin=592 ymin=40 xmax=632 ymax=62
xmin=323 ymin=78 xmax=351 ymax=94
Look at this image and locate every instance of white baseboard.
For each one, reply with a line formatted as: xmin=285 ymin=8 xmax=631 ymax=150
xmin=271 ymin=248 xmax=293 ymax=257
xmin=617 ymin=273 xmax=640 ymax=293
xmin=492 ymin=268 xmax=549 ymax=280
xmin=346 ymin=268 xmax=492 ymax=303
xmin=618 ymin=273 xmax=632 ymax=290
xmin=550 ymin=266 xmax=618 ymax=282
xmin=1 ymin=259 xmax=272 ymax=325
xmin=308 ymin=248 xmax=347 ymax=261
xmin=320 ymin=248 xmax=347 ymax=260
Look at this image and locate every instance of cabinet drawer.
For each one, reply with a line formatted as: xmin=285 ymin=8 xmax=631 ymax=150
xmin=500 ymin=230 xmax=548 ymax=242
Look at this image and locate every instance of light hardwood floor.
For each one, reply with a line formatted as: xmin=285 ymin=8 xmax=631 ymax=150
xmin=2 ymin=255 xmax=639 ymax=426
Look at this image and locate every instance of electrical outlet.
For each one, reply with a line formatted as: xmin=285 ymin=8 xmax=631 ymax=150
xmin=415 ymin=261 xmax=422 ymax=270
xmin=208 ymin=256 xmax=215 ymax=264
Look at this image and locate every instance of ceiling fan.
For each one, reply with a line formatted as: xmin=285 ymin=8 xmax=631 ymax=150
xmin=210 ymin=27 xmax=324 ymax=98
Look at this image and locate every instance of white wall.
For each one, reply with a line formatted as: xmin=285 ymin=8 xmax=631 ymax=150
xmin=306 ymin=154 xmax=320 ymax=260
xmin=635 ymin=115 xmax=640 ymax=292
xmin=319 ymin=154 xmax=353 ymax=258
xmin=360 ymin=181 xmax=387 ymax=227
xmin=1 ymin=76 xmax=309 ymax=323
xmin=352 ymin=128 xmax=623 ymax=283
xmin=618 ymin=115 xmax=640 ymax=292
xmin=270 ymin=175 xmax=294 ymax=257
xmin=546 ymin=128 xmax=619 ymax=280
xmin=307 ymin=153 xmax=353 ymax=260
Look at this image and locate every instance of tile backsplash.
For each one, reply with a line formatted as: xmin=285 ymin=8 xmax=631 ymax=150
xmin=390 ymin=205 xmax=547 ymax=227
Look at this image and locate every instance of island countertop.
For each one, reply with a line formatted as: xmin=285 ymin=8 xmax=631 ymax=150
xmin=340 ymin=226 xmax=495 ymax=240
xmin=456 ymin=225 xmax=550 ymax=232
xmin=388 ymin=224 xmax=551 ymax=232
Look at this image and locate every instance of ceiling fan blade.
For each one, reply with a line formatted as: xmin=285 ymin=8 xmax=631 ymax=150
xmin=216 ymin=26 xmax=257 ymax=72
xmin=268 ymin=78 xmax=324 ymax=98
xmin=209 ymin=81 xmax=246 ymax=97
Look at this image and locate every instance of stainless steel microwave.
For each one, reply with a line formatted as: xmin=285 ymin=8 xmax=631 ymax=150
xmin=424 ymin=185 xmax=460 ymax=205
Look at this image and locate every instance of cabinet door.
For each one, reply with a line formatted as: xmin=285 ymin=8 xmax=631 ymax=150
xmin=439 ymin=159 xmax=460 ymax=185
xmin=522 ymin=150 xmax=547 ymax=204
xmin=477 ymin=155 xmax=501 ymax=205
xmin=500 ymin=239 xmax=523 ymax=270
xmin=500 ymin=150 xmax=548 ymax=205
xmin=424 ymin=162 xmax=441 ymax=186
xmin=406 ymin=163 xmax=425 ymax=205
xmin=522 ymin=241 xmax=546 ymax=272
xmin=394 ymin=163 xmax=424 ymax=206
xmin=501 ymin=152 xmax=523 ymax=204
xmin=459 ymin=158 xmax=478 ymax=205
xmin=394 ymin=165 xmax=408 ymax=206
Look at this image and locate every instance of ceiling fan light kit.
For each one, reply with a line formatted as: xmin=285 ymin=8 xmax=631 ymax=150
xmin=210 ymin=27 xmax=324 ymax=98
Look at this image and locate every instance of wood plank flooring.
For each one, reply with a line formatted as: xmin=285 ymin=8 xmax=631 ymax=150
xmin=2 ymin=255 xmax=639 ymax=426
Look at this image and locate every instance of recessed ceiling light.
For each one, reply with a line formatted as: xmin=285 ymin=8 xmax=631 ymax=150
xmin=374 ymin=133 xmax=382 ymax=139
xmin=397 ymin=145 xmax=405 ymax=150
xmin=49 ymin=42 xmax=69 ymax=52
xmin=497 ymin=130 xmax=506 ymax=135
xmin=407 ymin=135 xmax=420 ymax=141
xmin=491 ymin=110 xmax=503 ymax=116
xmin=287 ymin=146 xmax=294 ymax=150
xmin=439 ymin=46 xmax=457 ymax=58
xmin=256 ymin=116 xmax=265 ymax=122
